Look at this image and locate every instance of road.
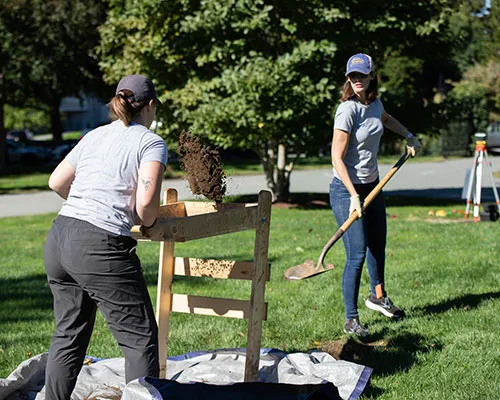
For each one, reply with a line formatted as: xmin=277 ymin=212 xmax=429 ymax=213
xmin=1 ymin=155 xmax=499 ymax=218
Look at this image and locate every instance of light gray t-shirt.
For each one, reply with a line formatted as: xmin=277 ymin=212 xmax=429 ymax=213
xmin=333 ymin=98 xmax=385 ymax=184
xmin=59 ymin=120 xmax=168 ymax=236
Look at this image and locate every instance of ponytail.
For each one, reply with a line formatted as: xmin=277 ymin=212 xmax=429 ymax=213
xmin=109 ymin=89 xmax=149 ymax=126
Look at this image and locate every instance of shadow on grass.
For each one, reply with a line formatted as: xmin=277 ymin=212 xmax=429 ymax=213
xmin=0 ymin=185 xmax=51 ymax=195
xmin=0 ymin=163 xmax=54 ymax=194
xmin=330 ymin=332 xmax=442 ymax=375
xmin=0 ymin=273 xmax=53 ymax=323
xmin=412 ymin=291 xmax=500 ymax=315
xmin=316 ymin=331 xmax=443 ymax=398
xmin=0 ymin=163 xmax=55 ymax=177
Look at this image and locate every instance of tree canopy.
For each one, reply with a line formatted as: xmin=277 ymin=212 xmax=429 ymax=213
xmin=2 ymin=0 xmax=495 ymax=194
xmin=99 ymin=0 xmax=468 ymax=200
xmin=0 ymin=0 xmax=108 ymax=143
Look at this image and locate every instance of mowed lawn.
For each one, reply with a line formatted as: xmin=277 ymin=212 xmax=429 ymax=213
xmin=0 ymin=198 xmax=498 ymax=399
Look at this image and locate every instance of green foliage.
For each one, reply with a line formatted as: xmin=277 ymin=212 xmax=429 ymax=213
xmin=449 ymin=59 xmax=500 ymax=124
xmin=98 ymin=0 xmax=463 ymax=149
xmin=97 ymin=0 xmax=467 ymax=198
xmin=378 ymin=56 xmax=436 ymax=136
xmin=439 ymin=1 xmax=500 ymax=129
xmin=167 ymin=40 xmax=337 ymax=154
xmin=448 ymin=0 xmax=499 ymax=70
xmin=98 ymin=0 xmax=342 ymax=156
xmin=0 ymin=0 xmax=109 ymax=139
xmin=4 ymin=105 xmax=49 ymax=133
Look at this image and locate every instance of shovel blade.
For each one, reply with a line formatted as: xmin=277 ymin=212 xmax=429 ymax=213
xmin=283 ymin=260 xmax=334 ymax=281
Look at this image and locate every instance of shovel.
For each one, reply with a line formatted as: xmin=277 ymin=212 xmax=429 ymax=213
xmin=283 ymin=152 xmax=410 ymax=281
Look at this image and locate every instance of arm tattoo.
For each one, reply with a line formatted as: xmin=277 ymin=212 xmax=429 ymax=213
xmin=141 ymin=177 xmax=153 ymax=192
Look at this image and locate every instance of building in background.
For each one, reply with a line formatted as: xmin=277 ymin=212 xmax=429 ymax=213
xmin=60 ymin=93 xmax=110 ymax=132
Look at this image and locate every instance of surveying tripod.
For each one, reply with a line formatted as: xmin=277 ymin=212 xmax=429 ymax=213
xmin=464 ymin=133 xmax=500 ymax=222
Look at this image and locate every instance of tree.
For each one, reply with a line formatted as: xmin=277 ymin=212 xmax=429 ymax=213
xmin=0 ymin=2 xmax=19 ymax=172
xmin=0 ymin=72 xmax=6 ymax=172
xmin=438 ymin=0 xmax=500 ymax=154
xmin=4 ymin=105 xmax=50 ymax=132
xmin=0 ymin=0 xmax=108 ymax=173
xmin=99 ymin=0 xmax=461 ymax=201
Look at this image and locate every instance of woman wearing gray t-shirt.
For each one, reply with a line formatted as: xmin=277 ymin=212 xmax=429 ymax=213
xmin=44 ymin=75 xmax=167 ymax=398
xmin=330 ymin=54 xmax=421 ymax=336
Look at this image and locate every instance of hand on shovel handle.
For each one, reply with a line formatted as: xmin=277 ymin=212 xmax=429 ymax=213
xmin=349 ymin=194 xmax=363 ymax=218
xmin=283 ymin=152 xmax=411 ymax=281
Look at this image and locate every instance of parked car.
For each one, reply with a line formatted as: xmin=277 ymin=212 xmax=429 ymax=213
xmin=486 ymin=122 xmax=500 ymax=152
xmin=6 ymin=139 xmax=53 ymax=165
xmin=51 ymin=140 xmax=79 ymax=162
xmin=7 ymin=129 xmax=34 ymax=142
xmin=486 ymin=122 xmax=500 ymax=151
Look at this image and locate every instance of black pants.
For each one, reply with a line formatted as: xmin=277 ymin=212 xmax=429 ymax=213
xmin=43 ymin=215 xmax=159 ymax=399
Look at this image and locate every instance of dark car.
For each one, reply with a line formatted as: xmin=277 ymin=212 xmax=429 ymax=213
xmin=6 ymin=139 xmax=53 ymax=165
xmin=6 ymin=129 xmax=34 ymax=142
xmin=51 ymin=140 xmax=79 ymax=162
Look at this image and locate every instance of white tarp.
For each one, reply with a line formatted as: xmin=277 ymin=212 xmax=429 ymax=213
xmin=0 ymin=348 xmax=372 ymax=400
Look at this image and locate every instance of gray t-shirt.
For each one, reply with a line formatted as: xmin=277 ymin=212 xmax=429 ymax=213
xmin=333 ymin=98 xmax=384 ymax=184
xmin=59 ymin=120 xmax=168 ymax=236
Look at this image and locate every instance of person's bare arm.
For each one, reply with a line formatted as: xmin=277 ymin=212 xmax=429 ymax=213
xmin=136 ymin=161 xmax=165 ymax=227
xmin=382 ymin=112 xmax=410 ymax=138
xmin=332 ymin=129 xmax=364 ymax=217
xmin=331 ymin=129 xmax=357 ymax=196
xmin=382 ymin=111 xmax=421 ymax=156
xmin=48 ymin=160 xmax=76 ymax=200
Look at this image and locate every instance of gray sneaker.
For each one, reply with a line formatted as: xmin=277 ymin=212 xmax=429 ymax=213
xmin=365 ymin=294 xmax=405 ymax=319
xmin=344 ymin=318 xmax=369 ymax=337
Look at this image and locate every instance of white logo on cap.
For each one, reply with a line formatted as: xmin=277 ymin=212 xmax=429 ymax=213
xmin=351 ymin=57 xmax=365 ymax=65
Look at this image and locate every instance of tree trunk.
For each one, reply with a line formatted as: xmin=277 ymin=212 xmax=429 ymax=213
xmin=275 ymin=143 xmax=291 ymax=202
xmin=466 ymin=110 xmax=476 ymax=157
xmin=258 ymin=141 xmax=294 ymax=202
xmin=50 ymin=98 xmax=63 ymax=143
xmin=0 ymin=72 xmax=7 ymax=174
xmin=258 ymin=141 xmax=277 ymax=200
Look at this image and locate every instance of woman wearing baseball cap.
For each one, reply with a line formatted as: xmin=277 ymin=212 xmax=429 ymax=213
xmin=44 ymin=74 xmax=167 ymax=398
xmin=330 ymin=54 xmax=421 ymax=336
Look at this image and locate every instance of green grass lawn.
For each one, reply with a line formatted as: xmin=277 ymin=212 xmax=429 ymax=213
xmin=0 ymin=197 xmax=498 ymax=399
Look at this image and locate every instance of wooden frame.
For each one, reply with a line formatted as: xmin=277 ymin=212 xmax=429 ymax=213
xmin=131 ymin=188 xmax=272 ymax=381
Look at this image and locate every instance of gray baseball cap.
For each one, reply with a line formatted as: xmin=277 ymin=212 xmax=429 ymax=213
xmin=116 ymin=74 xmax=162 ymax=105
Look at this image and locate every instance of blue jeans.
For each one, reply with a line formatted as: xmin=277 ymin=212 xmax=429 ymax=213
xmin=329 ymin=178 xmax=387 ymax=320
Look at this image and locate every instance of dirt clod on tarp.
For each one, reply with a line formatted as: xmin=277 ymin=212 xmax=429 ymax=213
xmin=178 ymin=130 xmax=226 ymax=203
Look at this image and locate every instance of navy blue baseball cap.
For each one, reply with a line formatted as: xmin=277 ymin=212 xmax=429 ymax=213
xmin=345 ymin=53 xmax=374 ymax=76
xmin=116 ymin=74 xmax=162 ymax=105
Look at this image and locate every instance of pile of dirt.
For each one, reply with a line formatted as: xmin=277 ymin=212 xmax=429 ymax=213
xmin=177 ymin=130 xmax=226 ymax=203
xmin=319 ymin=337 xmax=387 ymax=361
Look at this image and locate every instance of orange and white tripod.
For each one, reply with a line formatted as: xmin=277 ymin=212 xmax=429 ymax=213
xmin=464 ymin=133 xmax=500 ymax=222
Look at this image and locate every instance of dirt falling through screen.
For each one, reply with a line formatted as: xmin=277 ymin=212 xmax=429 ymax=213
xmin=177 ymin=130 xmax=227 ymax=203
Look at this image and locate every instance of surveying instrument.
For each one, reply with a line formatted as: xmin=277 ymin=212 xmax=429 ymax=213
xmin=464 ymin=132 xmax=500 ymax=222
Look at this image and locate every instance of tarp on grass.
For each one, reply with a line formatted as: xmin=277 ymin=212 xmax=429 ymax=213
xmin=0 ymin=348 xmax=372 ymax=400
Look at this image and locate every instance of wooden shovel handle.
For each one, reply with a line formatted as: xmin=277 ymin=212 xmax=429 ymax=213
xmin=315 ymin=152 xmax=410 ymax=269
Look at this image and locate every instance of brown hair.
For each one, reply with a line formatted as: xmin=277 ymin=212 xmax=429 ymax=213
xmin=340 ymin=74 xmax=379 ymax=103
xmin=109 ymin=89 xmax=150 ymax=126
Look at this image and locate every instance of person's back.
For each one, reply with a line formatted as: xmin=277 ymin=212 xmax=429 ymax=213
xmin=60 ymin=120 xmax=166 ymax=236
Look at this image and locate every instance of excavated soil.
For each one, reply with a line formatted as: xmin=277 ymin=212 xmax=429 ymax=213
xmin=177 ymin=130 xmax=226 ymax=203
xmin=319 ymin=337 xmax=387 ymax=361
